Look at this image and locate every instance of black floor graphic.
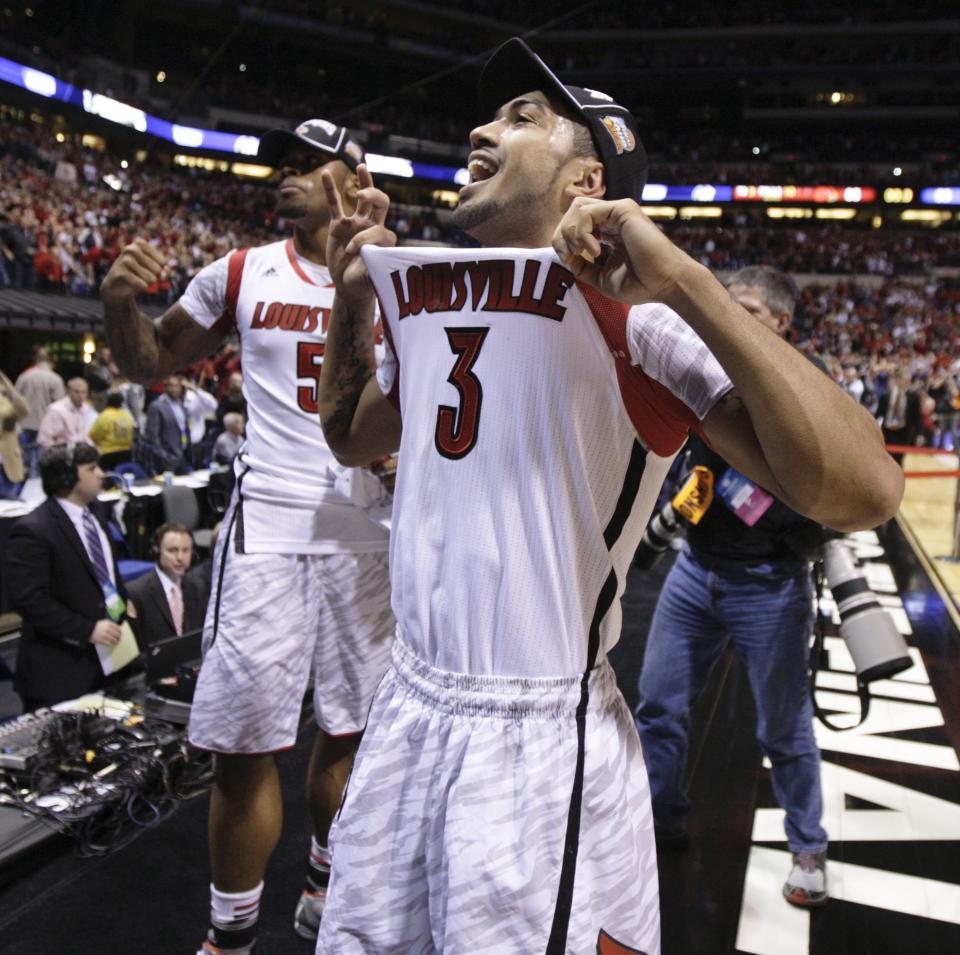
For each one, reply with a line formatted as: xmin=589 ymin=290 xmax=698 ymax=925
xmin=715 ymin=522 xmax=960 ymax=955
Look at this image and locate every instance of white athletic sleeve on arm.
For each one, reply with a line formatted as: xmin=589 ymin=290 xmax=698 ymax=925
xmin=178 ymin=253 xmax=232 ymax=329
xmin=626 ymin=302 xmax=731 ymax=420
xmin=376 ymin=333 xmax=398 ymax=398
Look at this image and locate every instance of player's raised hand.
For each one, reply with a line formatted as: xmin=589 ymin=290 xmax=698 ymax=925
xmin=323 ymin=163 xmax=396 ymax=304
xmin=552 ymin=197 xmax=694 ymax=306
xmin=100 ymin=239 xmax=168 ymax=305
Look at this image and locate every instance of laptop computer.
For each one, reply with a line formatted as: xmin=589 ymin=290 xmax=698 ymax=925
xmin=143 ymin=629 xmax=203 ymax=723
xmin=145 ymin=629 xmax=203 ymax=684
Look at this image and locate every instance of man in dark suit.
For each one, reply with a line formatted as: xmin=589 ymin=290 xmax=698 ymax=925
xmin=146 ymin=375 xmax=191 ymax=474
xmin=127 ymin=522 xmax=205 ymax=646
xmin=877 ymin=366 xmax=921 ymax=464
xmin=4 ymin=442 xmax=139 ymax=711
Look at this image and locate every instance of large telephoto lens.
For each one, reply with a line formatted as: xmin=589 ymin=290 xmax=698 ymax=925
xmin=822 ymin=540 xmax=912 ymax=682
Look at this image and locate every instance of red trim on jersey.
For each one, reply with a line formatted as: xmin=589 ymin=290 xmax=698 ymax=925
xmin=378 ymin=293 xmax=402 ymax=413
xmin=597 ymin=929 xmax=648 ymax=955
xmin=285 ymin=239 xmax=320 ymax=286
xmin=577 ymin=282 xmax=701 ymax=457
xmin=211 ymin=247 xmax=249 ymax=335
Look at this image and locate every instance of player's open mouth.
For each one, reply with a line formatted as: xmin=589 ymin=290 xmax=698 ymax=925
xmin=463 ymin=152 xmax=500 ymax=189
xmin=468 ymin=158 xmax=498 ymax=183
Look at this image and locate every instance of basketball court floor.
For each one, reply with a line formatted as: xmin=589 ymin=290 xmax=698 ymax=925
xmin=0 ymin=454 xmax=958 ymax=954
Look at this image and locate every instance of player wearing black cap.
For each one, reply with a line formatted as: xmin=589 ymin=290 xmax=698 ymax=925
xmin=312 ymin=39 xmax=903 ymax=954
xmin=101 ymin=119 xmax=395 ymax=955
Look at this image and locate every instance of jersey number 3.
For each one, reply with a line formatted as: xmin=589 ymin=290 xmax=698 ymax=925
xmin=296 ymin=341 xmax=325 ymax=414
xmin=435 ymin=327 xmax=489 ymax=460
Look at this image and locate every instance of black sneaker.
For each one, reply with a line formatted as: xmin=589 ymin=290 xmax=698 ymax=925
xmin=293 ymin=889 xmax=326 ymax=940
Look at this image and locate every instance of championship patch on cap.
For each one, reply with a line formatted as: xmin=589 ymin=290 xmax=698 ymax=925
xmin=600 ymin=115 xmax=637 ymax=155
xmin=344 ymin=140 xmax=364 ymax=166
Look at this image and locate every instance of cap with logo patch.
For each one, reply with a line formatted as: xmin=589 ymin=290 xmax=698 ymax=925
xmin=478 ymin=38 xmax=647 ymax=203
xmin=257 ymin=118 xmax=365 ymax=172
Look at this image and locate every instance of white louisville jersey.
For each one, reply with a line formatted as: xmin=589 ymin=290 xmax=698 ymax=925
xmin=366 ymin=245 xmax=731 ymax=679
xmin=180 ymin=238 xmax=388 ymax=554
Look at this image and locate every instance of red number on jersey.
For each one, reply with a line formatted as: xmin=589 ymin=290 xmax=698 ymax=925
xmin=296 ymin=341 xmax=325 ymax=414
xmin=435 ymin=327 xmax=489 ymax=460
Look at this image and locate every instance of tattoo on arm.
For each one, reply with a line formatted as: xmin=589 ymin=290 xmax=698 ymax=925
xmin=321 ymin=300 xmax=376 ymax=445
xmin=104 ymin=303 xmax=223 ymax=385
xmin=103 ymin=298 xmax=161 ymax=383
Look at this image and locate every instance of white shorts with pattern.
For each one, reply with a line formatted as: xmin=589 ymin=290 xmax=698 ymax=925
xmin=316 ymin=639 xmax=661 ymax=955
xmin=187 ymin=525 xmax=394 ymax=753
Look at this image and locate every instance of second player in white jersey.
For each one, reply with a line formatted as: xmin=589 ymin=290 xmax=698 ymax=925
xmin=368 ymin=244 xmax=730 ymax=678
xmin=101 ymin=117 xmax=398 ymax=955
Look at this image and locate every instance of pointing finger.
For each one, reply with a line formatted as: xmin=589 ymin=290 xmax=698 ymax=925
xmin=322 ymin=169 xmax=345 ymax=221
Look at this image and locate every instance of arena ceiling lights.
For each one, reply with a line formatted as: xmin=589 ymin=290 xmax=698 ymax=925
xmin=0 ymin=54 xmax=261 ymax=155
xmin=4 ymin=53 xmax=958 ymax=207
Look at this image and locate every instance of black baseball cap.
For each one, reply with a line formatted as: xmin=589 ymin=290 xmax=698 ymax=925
xmin=478 ymin=38 xmax=647 ymax=203
xmin=257 ymin=118 xmax=365 ymax=172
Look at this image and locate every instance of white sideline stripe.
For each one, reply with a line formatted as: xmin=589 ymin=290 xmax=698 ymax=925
xmin=735 ymin=847 xmax=809 ymax=955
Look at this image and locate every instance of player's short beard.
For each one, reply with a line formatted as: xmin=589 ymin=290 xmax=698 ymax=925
xmin=452 ymin=165 xmax=563 ymax=242
xmin=451 ymin=192 xmax=512 ymax=236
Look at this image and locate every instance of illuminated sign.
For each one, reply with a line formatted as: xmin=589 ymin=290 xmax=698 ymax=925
xmin=883 ymin=187 xmax=915 ymax=204
xmin=733 ymin=185 xmax=876 ymax=204
xmin=82 ymin=91 xmax=147 ymax=131
xmin=920 ymin=187 xmax=960 ymax=206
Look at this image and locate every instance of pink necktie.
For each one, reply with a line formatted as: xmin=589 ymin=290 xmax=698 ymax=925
xmin=170 ymin=583 xmax=184 ymax=636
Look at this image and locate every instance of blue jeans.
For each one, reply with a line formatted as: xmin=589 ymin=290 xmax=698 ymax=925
xmin=19 ymin=429 xmax=39 ymax=479
xmin=635 ymin=546 xmax=827 ymax=854
xmin=0 ymin=468 xmax=24 ymax=499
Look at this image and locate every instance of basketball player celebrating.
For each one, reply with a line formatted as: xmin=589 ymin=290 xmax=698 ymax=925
xmin=100 ymin=120 xmax=394 ymax=955
xmin=315 ymin=40 xmax=903 ymax=955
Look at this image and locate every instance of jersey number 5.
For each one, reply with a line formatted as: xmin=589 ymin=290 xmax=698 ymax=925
xmin=435 ymin=327 xmax=489 ymax=460
xmin=296 ymin=341 xmax=325 ymax=414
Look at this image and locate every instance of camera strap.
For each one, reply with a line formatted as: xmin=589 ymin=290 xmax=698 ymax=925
xmin=809 ymin=562 xmax=872 ymax=730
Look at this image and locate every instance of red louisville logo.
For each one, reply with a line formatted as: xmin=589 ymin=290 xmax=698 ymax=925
xmin=596 ymin=929 xmax=647 ymax=955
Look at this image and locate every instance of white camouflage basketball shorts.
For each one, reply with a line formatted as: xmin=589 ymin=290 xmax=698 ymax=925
xmin=316 ymin=638 xmax=661 ymax=955
xmin=188 ymin=515 xmax=394 ymax=753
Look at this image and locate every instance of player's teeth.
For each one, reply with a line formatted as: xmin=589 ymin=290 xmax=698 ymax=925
xmin=468 ymin=159 xmax=496 ymax=181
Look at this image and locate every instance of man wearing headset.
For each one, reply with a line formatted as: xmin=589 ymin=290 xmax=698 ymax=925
xmin=4 ymin=441 xmax=139 ymax=711
xmin=127 ymin=522 xmax=207 ymax=647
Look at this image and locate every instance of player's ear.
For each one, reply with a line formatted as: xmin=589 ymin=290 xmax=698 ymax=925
xmin=564 ymin=159 xmax=606 ymax=201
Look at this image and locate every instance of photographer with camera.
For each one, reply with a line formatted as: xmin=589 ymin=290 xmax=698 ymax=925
xmin=635 ymin=266 xmax=834 ymax=908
